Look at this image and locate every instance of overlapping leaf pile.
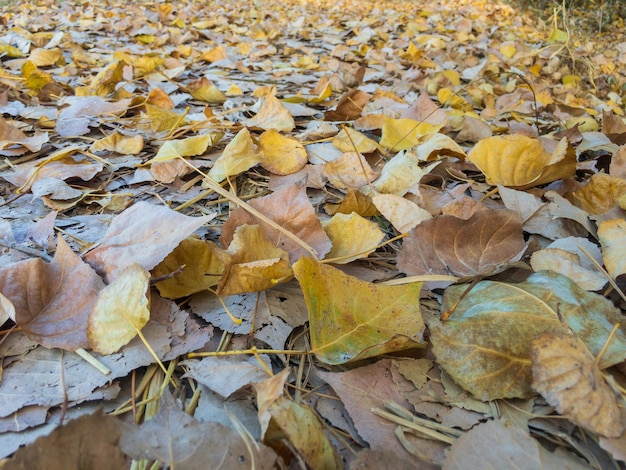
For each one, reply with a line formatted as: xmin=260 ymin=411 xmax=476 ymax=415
xmin=0 ymin=0 xmax=625 ymax=467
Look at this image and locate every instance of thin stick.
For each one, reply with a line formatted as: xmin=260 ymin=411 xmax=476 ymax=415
xmin=75 ymin=348 xmax=111 ymax=375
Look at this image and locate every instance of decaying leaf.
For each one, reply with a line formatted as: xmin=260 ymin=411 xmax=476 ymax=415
xmin=293 ymin=257 xmax=425 ymax=364
xmin=531 ymin=331 xmax=624 ymax=438
xmin=597 ymin=218 xmax=626 ymax=281
xmin=566 ymin=173 xmax=626 ymax=214
xmin=429 ymin=271 xmax=626 ymax=400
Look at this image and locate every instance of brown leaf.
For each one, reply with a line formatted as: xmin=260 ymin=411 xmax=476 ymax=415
xmin=84 ymin=202 xmax=216 ymax=282
xmin=221 ymin=183 xmax=331 ymax=263
xmin=0 ymin=237 xmax=104 ymax=350
xmin=120 ymin=390 xmax=277 ymax=469
xmin=397 ymin=209 xmax=525 ymax=278
xmin=531 ymin=331 xmax=624 ymax=438
xmin=4 ymin=410 xmax=128 ymax=470
xmin=324 ymin=89 xmax=371 ymax=121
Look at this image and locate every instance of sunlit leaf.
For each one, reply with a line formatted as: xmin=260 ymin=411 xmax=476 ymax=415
xmin=293 ymin=257 xmax=425 ymax=364
xmin=323 ymin=212 xmax=384 ymax=263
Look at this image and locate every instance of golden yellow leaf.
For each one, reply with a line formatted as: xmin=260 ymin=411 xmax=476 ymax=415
xmin=332 ymin=127 xmax=379 ymax=154
xmin=379 ymin=116 xmax=442 ymax=151
xmin=597 ymin=219 xmax=626 ymax=281
xmin=146 ymin=134 xmax=217 ymax=165
xmin=188 ymin=77 xmax=227 ymax=104
xmin=208 ymin=127 xmax=260 ymax=182
xmin=293 ymin=257 xmax=425 ymax=364
xmin=258 ymin=130 xmax=307 ymax=175
xmin=566 ymin=173 xmax=626 ymax=214
xmin=141 ymin=104 xmax=188 ymax=133
xmin=245 ymin=94 xmax=295 ymax=132
xmin=146 ymin=87 xmax=174 ymax=109
xmin=29 ymin=48 xmax=64 ymax=67
xmin=88 ymin=263 xmax=151 ymax=355
xmin=532 ymin=331 xmax=623 ymax=438
xmin=201 ymin=45 xmax=228 ymax=63
xmin=324 ymin=189 xmax=379 ymax=217
xmin=323 ymin=212 xmax=384 ymax=264
xmin=90 ymin=132 xmax=144 ymax=155
xmin=214 ymin=224 xmax=292 ymax=296
xmin=86 ymin=60 xmax=126 ymax=97
xmin=467 ymin=135 xmax=576 ymax=188
xmin=499 ymin=43 xmax=516 ymax=58
xmin=22 ymin=61 xmax=54 ymax=92
xmin=153 ymin=237 xmax=224 ymax=299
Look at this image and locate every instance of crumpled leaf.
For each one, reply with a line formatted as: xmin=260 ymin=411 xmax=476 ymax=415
xmin=324 ymin=189 xmax=379 ymax=217
xmin=84 ymin=201 xmax=216 ymax=283
xmin=566 ymin=173 xmax=626 ymax=214
xmin=532 ymin=331 xmax=623 ymax=438
xmin=379 ymin=117 xmax=442 ymax=151
xmin=221 ymin=182 xmax=331 ymax=263
xmin=258 ymin=129 xmax=307 ymax=175
xmin=153 ymin=237 xmax=224 ymax=299
xmin=467 ymin=135 xmax=576 ymax=188
xmin=443 ymin=419 xmax=590 ymax=470
xmin=597 ymin=218 xmax=626 ymax=281
xmin=208 ymin=127 xmax=260 ymax=182
xmin=187 ymin=77 xmax=227 ymax=104
xmin=324 ymin=89 xmax=371 ymax=121
xmin=120 ymin=390 xmax=277 ymax=469
xmin=244 ymin=94 xmax=295 ymax=132
xmin=213 ymin=224 xmax=293 ymax=296
xmin=253 ymin=369 xmax=342 ymax=469
xmin=0 ymin=236 xmax=104 ymax=350
xmin=293 ymin=257 xmax=425 ymax=364
xmin=88 ymin=263 xmax=150 ymax=355
xmin=323 ymin=212 xmax=384 ymax=264
xmin=397 ymin=209 xmax=525 ymax=278
xmin=429 ymin=271 xmax=626 ymax=400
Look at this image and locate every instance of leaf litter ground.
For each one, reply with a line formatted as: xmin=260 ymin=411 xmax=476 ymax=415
xmin=0 ymin=0 xmax=625 ymax=468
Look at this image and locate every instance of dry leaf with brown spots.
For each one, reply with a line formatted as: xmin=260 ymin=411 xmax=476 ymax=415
xmin=532 ymin=331 xmax=624 ymax=438
xmin=566 ymin=173 xmax=626 ymax=214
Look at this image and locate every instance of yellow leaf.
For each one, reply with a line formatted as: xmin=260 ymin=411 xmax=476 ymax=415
xmin=332 ymin=127 xmax=379 ymax=154
xmin=146 ymin=134 xmax=217 ymax=165
xmin=201 ymin=45 xmax=228 ymax=63
xmin=188 ymin=77 xmax=227 ymax=104
xmin=379 ymin=116 xmax=442 ymax=151
xmin=90 ymin=132 xmax=144 ymax=155
xmin=499 ymin=43 xmax=516 ymax=59
xmin=141 ymin=104 xmax=188 ymax=133
xmin=214 ymin=224 xmax=292 ymax=296
xmin=87 ymin=60 xmax=126 ymax=97
xmin=437 ymin=87 xmax=472 ymax=111
xmin=29 ymin=48 xmax=64 ymax=67
xmin=324 ymin=152 xmax=377 ymax=190
xmin=258 ymin=130 xmax=307 ymax=175
xmin=208 ymin=127 xmax=260 ymax=182
xmin=324 ymin=189 xmax=379 ymax=217
xmin=467 ymin=135 xmax=576 ymax=188
xmin=598 ymin=219 xmax=626 ymax=281
xmin=245 ymin=94 xmax=295 ymax=132
xmin=293 ymin=257 xmax=425 ymax=364
xmin=88 ymin=264 xmax=150 ymax=355
xmin=374 ymin=153 xmax=439 ymax=196
xmin=0 ymin=44 xmax=23 ymax=58
xmin=226 ymin=83 xmax=243 ymax=96
xmin=22 ymin=61 xmax=54 ymax=92
xmin=566 ymin=173 xmax=626 ymax=214
xmin=548 ymin=28 xmax=568 ymax=43
xmin=153 ymin=237 xmax=224 ymax=298
xmin=323 ymin=212 xmax=384 ymax=264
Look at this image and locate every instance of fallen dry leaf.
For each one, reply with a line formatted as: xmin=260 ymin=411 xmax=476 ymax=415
xmin=532 ymin=331 xmax=624 ymax=438
xmin=293 ymin=257 xmax=424 ymax=364
xmin=397 ymin=208 xmax=525 ymax=278
xmin=597 ymin=218 xmax=626 ymax=281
